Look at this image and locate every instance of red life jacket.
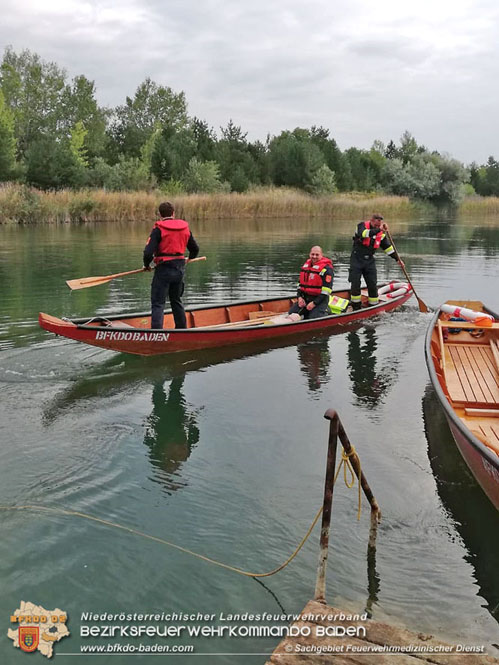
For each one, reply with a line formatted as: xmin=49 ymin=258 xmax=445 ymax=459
xmin=153 ymin=219 xmax=191 ymax=264
xmin=299 ymin=257 xmax=333 ymax=296
xmin=361 ymin=221 xmax=384 ymax=249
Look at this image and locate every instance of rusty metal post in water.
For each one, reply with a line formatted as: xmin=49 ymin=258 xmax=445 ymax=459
xmin=314 ymin=411 xmax=339 ymax=603
xmin=314 ymin=409 xmax=381 ymax=604
xmin=331 ymin=412 xmax=382 ymax=541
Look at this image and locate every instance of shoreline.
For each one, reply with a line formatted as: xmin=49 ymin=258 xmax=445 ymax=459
xmin=0 ymin=184 xmax=414 ymax=224
xmin=1 ymin=183 xmax=499 ymax=224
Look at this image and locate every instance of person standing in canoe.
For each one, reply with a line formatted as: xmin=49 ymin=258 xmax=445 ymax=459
xmin=288 ymin=246 xmax=335 ymax=319
xmin=143 ymin=202 xmax=199 ymax=329
xmin=349 ymin=214 xmax=404 ymax=310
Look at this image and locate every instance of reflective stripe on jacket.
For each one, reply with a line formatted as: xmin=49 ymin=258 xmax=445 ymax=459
xmin=328 ymin=295 xmax=349 ymax=314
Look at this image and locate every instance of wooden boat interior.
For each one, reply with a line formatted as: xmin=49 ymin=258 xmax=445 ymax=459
xmin=81 ymin=287 xmax=395 ymax=332
xmin=430 ymin=300 xmax=499 ymax=458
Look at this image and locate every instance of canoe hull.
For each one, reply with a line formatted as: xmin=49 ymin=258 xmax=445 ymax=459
xmin=446 ymin=417 xmax=499 ymax=510
xmin=424 ymin=302 xmax=499 ymax=511
xmin=39 ymin=288 xmax=412 ymax=357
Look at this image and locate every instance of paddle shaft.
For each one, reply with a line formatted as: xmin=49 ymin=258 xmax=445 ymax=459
xmin=66 ymin=257 xmax=206 ymax=290
xmin=385 ymin=230 xmax=429 ymax=313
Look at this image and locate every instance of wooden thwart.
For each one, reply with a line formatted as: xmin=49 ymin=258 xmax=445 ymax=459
xmin=465 ymin=407 xmax=499 ymax=417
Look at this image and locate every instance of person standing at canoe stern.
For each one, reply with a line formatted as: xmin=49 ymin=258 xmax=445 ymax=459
xmin=349 ymin=214 xmax=404 ymax=310
xmin=288 ymin=246 xmax=335 ymax=319
xmin=143 ymin=202 xmax=199 ymax=329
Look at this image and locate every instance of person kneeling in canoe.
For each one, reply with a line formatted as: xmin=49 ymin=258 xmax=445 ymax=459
xmin=288 ymin=246 xmax=334 ymax=320
xmin=143 ymin=201 xmax=199 ymax=329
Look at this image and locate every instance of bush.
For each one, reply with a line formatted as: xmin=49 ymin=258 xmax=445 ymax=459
xmin=182 ymin=158 xmax=224 ymax=193
xmin=0 ymin=184 xmax=41 ymax=223
xmin=69 ymin=194 xmax=98 ymax=221
xmin=308 ymin=164 xmax=337 ymax=195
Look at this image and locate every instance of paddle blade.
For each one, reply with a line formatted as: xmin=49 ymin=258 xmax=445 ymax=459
xmin=416 ymin=296 xmax=429 ymax=313
xmin=66 ymin=276 xmax=111 ymax=290
xmin=66 ymin=268 xmax=146 ymax=290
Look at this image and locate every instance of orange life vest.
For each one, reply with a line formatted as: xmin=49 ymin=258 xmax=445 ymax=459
xmin=299 ymin=257 xmax=333 ymax=296
xmin=153 ymin=219 xmax=191 ymax=264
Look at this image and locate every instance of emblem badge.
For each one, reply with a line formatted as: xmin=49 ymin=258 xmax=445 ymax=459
xmin=19 ymin=626 xmax=39 ymax=652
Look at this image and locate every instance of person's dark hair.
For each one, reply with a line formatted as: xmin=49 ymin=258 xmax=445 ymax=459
xmin=159 ymin=201 xmax=175 ymax=217
xmin=372 ymin=213 xmax=384 ymax=221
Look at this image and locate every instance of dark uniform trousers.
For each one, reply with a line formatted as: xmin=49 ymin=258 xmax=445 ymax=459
xmin=289 ymin=296 xmax=329 ymax=319
xmin=349 ymin=250 xmax=378 ymax=309
xmin=151 ymin=262 xmax=186 ymax=329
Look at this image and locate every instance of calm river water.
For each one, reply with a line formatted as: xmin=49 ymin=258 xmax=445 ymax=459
xmin=0 ymin=213 xmax=498 ymax=663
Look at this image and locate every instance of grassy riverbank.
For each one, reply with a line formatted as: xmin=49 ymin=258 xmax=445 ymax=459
xmin=0 ymin=184 xmax=416 ymax=223
xmin=2 ymin=183 xmax=498 ymax=224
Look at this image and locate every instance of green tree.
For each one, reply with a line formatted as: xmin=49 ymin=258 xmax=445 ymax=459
xmin=0 ymin=47 xmax=107 ymax=173
xmin=150 ymin=127 xmax=196 ymax=183
xmin=398 ymin=130 xmax=419 ymax=165
xmin=191 ymin=117 xmax=216 ymax=161
xmin=309 ymin=164 xmax=337 ymax=195
xmin=269 ymin=129 xmax=325 ymax=191
xmin=69 ymin=121 xmax=89 ymax=168
xmin=0 ymin=47 xmax=66 ymax=156
xmin=428 ymin=153 xmax=470 ymax=204
xmin=183 ymin=157 xmax=225 ymax=193
xmin=0 ymin=88 xmax=16 ymax=180
xmin=309 ymin=126 xmax=350 ymax=190
xmin=344 ymin=147 xmax=380 ymax=191
xmin=60 ymin=75 xmax=108 ymax=160
xmin=25 ymin=136 xmax=75 ymax=189
xmin=109 ymin=78 xmax=188 ymax=159
xmin=482 ymin=156 xmax=499 ymax=196
xmin=216 ymin=120 xmax=259 ymax=191
xmin=384 ymin=139 xmax=398 ymax=159
xmin=383 ymin=156 xmax=439 ymax=199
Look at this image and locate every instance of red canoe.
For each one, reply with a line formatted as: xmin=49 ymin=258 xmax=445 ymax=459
xmin=39 ymin=283 xmax=412 ymax=357
xmin=425 ymin=301 xmax=499 ymax=510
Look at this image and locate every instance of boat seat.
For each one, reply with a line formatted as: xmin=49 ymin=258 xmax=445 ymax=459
xmin=446 ymin=344 xmax=499 ymax=406
xmin=472 ymin=424 xmax=499 ymax=456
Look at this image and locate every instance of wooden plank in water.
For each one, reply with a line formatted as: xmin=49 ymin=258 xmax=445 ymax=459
xmin=266 ymin=600 xmax=499 ymax=664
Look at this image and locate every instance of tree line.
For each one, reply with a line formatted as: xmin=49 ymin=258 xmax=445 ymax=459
xmin=0 ymin=47 xmax=497 ymax=204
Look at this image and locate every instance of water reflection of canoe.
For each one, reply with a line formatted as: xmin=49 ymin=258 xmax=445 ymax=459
xmin=39 ymin=284 xmax=411 ymax=356
xmin=423 ymin=386 xmax=499 ymax=623
xmin=424 ymin=300 xmax=499 ymax=510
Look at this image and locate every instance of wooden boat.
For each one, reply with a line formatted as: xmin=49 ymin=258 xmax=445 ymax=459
xmin=39 ymin=283 xmax=412 ymax=357
xmin=425 ymin=300 xmax=499 ymax=510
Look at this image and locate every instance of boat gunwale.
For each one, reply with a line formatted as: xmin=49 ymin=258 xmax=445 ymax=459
xmin=67 ymin=286 xmax=411 ymax=334
xmin=424 ymin=303 xmax=499 ymax=471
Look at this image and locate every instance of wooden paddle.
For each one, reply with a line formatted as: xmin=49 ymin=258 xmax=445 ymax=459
xmin=385 ymin=229 xmax=429 ymax=313
xmin=66 ymin=257 xmax=206 ymax=290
